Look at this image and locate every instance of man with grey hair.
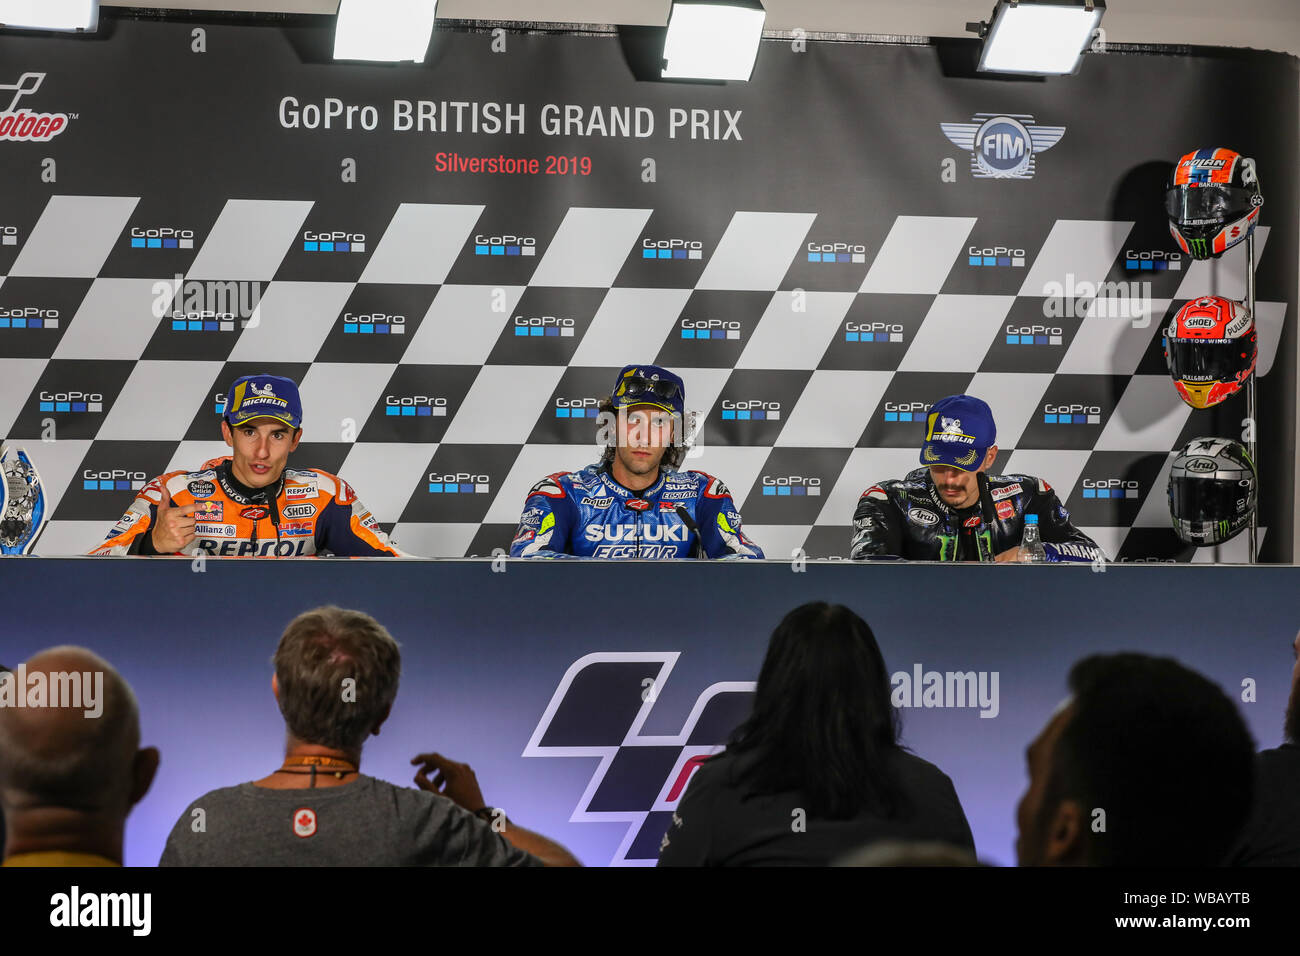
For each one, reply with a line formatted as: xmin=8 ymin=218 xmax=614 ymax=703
xmin=160 ymin=605 xmax=579 ymax=866
xmin=0 ymin=648 xmax=159 ymax=867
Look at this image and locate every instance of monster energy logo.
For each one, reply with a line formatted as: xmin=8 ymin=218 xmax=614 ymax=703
xmin=937 ymin=531 xmax=992 ymax=560
xmin=1188 ymin=237 xmax=1209 ymax=258
xmin=938 ymin=534 xmax=956 ymax=561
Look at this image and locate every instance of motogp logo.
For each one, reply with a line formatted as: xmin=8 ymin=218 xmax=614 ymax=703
xmin=524 ymin=652 xmax=754 ymax=865
xmin=0 ymin=73 xmax=72 ymax=143
xmin=940 ymin=113 xmax=1065 ymax=180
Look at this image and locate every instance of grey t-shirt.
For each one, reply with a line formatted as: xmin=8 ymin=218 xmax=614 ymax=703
xmin=159 ymin=774 xmax=542 ymax=867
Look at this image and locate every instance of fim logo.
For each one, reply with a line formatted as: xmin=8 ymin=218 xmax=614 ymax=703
xmin=721 ymin=400 xmax=780 ymax=421
xmin=807 ymin=241 xmax=866 ymax=264
xmin=1082 ymin=478 xmax=1139 ymax=500
xmin=129 ymin=227 xmax=194 ymax=250
xmin=523 ymin=652 xmax=754 ymax=866
xmin=846 ymin=321 xmax=903 ymax=343
xmin=83 ymin=469 xmax=146 ymax=492
xmin=515 ymin=315 xmax=575 ymax=337
xmin=969 ymin=245 xmax=1025 ymax=268
xmin=39 ymin=390 xmax=102 ymax=413
xmin=2 ymin=225 xmax=17 ymax=246
xmin=0 ymin=307 xmax=58 ymax=330
xmin=761 ymin=475 xmax=821 ymax=497
xmin=343 ymin=311 xmax=406 ymax=335
xmin=643 ymin=238 xmax=703 ymax=260
xmin=385 ymin=395 xmax=447 ymax=417
xmin=303 ymin=230 xmax=365 ymax=253
xmin=555 ymin=397 xmax=601 ymax=419
xmin=883 ymin=401 xmax=930 ymax=423
xmin=1043 ymin=403 xmax=1101 ymax=425
xmin=681 ymin=318 xmax=740 ymax=341
xmin=1125 ymin=250 xmax=1183 ymax=272
xmin=940 ymin=113 xmax=1065 ymax=180
xmin=476 ymin=233 xmax=537 ymax=257
xmin=1006 ymin=324 xmax=1062 ymax=346
xmin=427 ymin=472 xmax=490 ymax=494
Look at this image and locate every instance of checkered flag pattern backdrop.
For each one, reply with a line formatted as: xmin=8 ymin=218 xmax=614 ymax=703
xmin=0 ymin=21 xmax=1293 ymax=560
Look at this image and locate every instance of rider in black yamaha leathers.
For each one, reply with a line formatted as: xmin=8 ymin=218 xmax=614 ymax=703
xmin=850 ymin=395 xmax=1105 ymax=563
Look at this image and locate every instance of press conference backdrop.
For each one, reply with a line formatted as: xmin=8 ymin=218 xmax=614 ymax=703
xmin=0 ymin=19 xmax=1295 ymax=560
xmin=1 ymin=558 xmax=1295 ymax=867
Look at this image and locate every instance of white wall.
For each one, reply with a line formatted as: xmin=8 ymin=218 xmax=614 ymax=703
xmin=104 ymin=1 xmax=1300 ymax=56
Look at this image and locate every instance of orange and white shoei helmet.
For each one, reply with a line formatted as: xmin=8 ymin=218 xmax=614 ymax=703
xmin=1164 ymin=296 xmax=1256 ymax=410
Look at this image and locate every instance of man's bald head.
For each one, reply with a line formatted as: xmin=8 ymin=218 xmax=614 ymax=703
xmin=0 ymin=646 xmax=141 ymax=814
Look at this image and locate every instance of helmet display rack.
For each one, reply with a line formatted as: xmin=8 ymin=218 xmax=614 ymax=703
xmin=1244 ymin=228 xmax=1258 ymax=564
xmin=1164 ymin=149 xmax=1263 ymax=564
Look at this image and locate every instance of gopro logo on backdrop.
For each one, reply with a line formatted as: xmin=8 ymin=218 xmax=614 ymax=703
xmin=643 ymin=238 xmax=703 ymax=260
xmin=304 ymin=230 xmax=365 ymax=253
xmin=476 ymin=233 xmax=537 ymax=256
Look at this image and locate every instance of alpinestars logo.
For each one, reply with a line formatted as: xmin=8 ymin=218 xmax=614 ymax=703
xmin=524 ymin=653 xmax=754 ymax=866
xmin=940 ymin=113 xmax=1065 ymax=180
xmin=0 ymin=74 xmax=72 ymax=143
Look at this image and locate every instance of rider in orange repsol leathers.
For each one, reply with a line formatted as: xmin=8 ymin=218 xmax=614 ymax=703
xmin=88 ymin=374 xmax=405 ymax=558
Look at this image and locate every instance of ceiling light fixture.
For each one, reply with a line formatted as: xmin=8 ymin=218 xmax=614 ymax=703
xmin=969 ymin=0 xmax=1106 ymax=75
xmin=334 ymin=0 xmax=438 ymax=64
xmin=662 ymin=0 xmax=766 ymax=82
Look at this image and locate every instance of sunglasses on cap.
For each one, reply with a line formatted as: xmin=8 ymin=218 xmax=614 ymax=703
xmin=616 ymin=377 xmax=683 ymax=403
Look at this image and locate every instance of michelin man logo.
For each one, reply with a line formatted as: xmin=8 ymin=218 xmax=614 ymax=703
xmin=250 ymin=382 xmax=275 ymax=397
xmin=524 ymin=652 xmax=754 ymax=865
xmin=941 ymin=113 xmax=1065 ymax=180
xmin=940 ymin=417 xmax=962 ymax=434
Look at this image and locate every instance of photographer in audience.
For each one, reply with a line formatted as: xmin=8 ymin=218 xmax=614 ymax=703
xmin=159 ymin=605 xmax=579 ymax=866
xmin=1 ymin=648 xmax=158 ymax=867
xmin=1016 ymin=652 xmax=1254 ymax=866
xmin=657 ymin=602 xmax=974 ymax=866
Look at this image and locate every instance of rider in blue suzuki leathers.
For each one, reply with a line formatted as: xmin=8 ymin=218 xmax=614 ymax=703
xmin=510 ymin=365 xmax=764 ymax=560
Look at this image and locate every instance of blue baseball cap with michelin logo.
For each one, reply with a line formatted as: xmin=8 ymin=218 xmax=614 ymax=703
xmin=920 ymin=394 xmax=996 ymax=472
xmin=611 ymin=364 xmax=685 ymax=417
xmin=223 ymin=374 xmax=303 ymax=430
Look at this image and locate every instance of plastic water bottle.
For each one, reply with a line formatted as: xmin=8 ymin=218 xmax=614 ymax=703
xmin=1020 ymin=513 xmax=1047 ymax=563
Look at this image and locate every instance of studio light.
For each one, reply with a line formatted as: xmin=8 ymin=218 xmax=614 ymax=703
xmin=0 ymin=0 xmax=98 ymax=33
xmin=334 ymin=0 xmax=438 ymax=64
xmin=972 ymin=0 xmax=1105 ymax=75
xmin=662 ymin=0 xmax=766 ymax=82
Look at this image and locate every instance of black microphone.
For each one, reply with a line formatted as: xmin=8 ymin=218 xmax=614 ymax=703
xmin=675 ymin=505 xmax=706 ymax=559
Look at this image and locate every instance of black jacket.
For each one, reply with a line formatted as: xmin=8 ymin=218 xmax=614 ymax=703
xmin=850 ymin=468 xmax=1104 ymax=563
